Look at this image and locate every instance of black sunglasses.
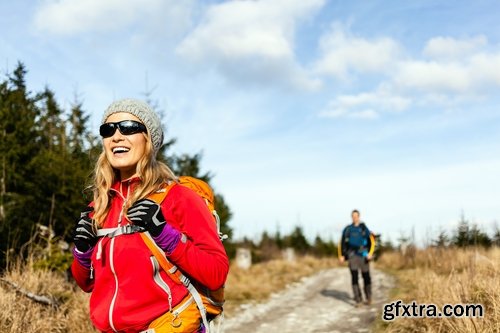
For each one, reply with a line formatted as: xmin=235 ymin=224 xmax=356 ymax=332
xmin=99 ymin=120 xmax=147 ymax=138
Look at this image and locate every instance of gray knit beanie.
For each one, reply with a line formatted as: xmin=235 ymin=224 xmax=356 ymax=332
xmin=102 ymin=98 xmax=164 ymax=153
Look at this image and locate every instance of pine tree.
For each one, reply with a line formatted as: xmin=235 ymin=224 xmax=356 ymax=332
xmin=0 ymin=64 xmax=97 ymax=265
xmin=493 ymin=222 xmax=500 ymax=247
xmin=469 ymin=224 xmax=492 ymax=248
xmin=453 ymin=212 xmax=470 ymax=247
xmin=257 ymin=231 xmax=280 ymax=261
xmin=0 ymin=62 xmax=41 ymax=261
xmin=433 ymin=229 xmax=450 ymax=248
xmin=283 ymin=226 xmax=310 ymax=254
xmin=313 ymin=235 xmax=336 ymax=257
xmin=67 ymin=95 xmax=90 ymax=155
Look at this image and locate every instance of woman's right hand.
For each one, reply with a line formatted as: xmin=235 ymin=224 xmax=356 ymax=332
xmin=73 ymin=206 xmax=98 ymax=252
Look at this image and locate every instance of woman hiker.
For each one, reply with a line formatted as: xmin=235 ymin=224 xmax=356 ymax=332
xmin=71 ymin=98 xmax=229 ymax=332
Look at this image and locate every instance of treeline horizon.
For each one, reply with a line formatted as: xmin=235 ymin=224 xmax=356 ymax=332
xmin=229 ymin=212 xmax=500 ymax=263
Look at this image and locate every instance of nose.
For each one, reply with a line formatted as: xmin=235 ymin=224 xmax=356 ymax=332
xmin=111 ymin=128 xmax=125 ymax=141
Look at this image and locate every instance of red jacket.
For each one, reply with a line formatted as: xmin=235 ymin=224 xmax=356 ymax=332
xmin=71 ymin=178 xmax=229 ymax=332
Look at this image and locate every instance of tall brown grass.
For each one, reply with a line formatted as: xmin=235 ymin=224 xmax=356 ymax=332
xmin=0 ymin=260 xmax=96 ymax=333
xmin=376 ymin=247 xmax=500 ymax=333
xmin=0 ymin=255 xmax=337 ymax=332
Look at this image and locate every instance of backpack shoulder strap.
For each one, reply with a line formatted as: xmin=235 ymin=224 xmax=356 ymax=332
xmin=140 ymin=231 xmax=211 ymax=331
xmin=344 ymin=224 xmax=352 ymax=239
xmin=140 ymin=180 xmax=182 ymax=283
xmin=142 ymin=180 xmax=212 ymax=331
xmin=359 ymin=223 xmax=367 ymax=235
xmin=147 ymin=181 xmax=176 ymax=205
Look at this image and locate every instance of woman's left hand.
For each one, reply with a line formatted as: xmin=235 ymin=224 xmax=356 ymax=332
xmin=127 ymin=199 xmax=167 ymax=237
xmin=127 ymin=199 xmax=181 ymax=253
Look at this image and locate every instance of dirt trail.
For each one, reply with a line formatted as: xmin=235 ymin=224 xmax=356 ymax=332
xmin=223 ymin=267 xmax=394 ymax=333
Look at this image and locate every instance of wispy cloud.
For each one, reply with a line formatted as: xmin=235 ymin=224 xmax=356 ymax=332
xmin=317 ymin=31 xmax=500 ymax=119
xmin=176 ymin=0 xmax=324 ymax=91
xmin=394 ymin=60 xmax=472 ymax=93
xmin=33 ymin=0 xmax=193 ymax=36
xmin=394 ymin=51 xmax=500 ymax=94
xmin=320 ymin=86 xmax=411 ymax=119
xmin=423 ymin=35 xmax=488 ymax=59
xmin=314 ymin=23 xmax=401 ymax=78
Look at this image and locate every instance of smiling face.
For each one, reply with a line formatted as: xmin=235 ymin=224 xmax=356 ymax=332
xmin=102 ymin=112 xmax=148 ymax=180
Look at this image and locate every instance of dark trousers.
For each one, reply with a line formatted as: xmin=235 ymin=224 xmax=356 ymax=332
xmin=348 ymin=254 xmax=371 ymax=303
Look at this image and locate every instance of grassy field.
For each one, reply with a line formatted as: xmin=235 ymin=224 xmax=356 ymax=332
xmin=375 ymin=247 xmax=500 ymax=333
xmin=1 ymin=248 xmax=498 ymax=332
xmin=0 ymin=260 xmax=95 ymax=332
xmin=0 ymin=255 xmax=338 ymax=332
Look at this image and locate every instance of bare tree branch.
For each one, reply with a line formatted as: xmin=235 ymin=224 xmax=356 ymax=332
xmin=0 ymin=277 xmax=59 ymax=308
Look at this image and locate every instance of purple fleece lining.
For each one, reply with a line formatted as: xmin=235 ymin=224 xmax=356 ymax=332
xmin=152 ymin=224 xmax=181 ymax=254
xmin=72 ymin=246 xmax=93 ymax=269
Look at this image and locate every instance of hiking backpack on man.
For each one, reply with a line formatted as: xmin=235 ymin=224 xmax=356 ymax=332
xmin=338 ymin=209 xmax=375 ymax=307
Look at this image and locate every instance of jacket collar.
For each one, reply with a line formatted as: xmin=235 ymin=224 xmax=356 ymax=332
xmin=110 ymin=176 xmax=141 ymax=198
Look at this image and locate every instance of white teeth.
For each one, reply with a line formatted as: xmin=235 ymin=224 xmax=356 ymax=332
xmin=112 ymin=147 xmax=130 ymax=153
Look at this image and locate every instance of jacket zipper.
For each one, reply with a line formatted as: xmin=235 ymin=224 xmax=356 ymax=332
xmin=150 ymin=256 xmax=173 ymax=312
xmin=108 ymin=181 xmax=130 ymax=332
xmin=108 ymin=236 xmax=119 ymax=332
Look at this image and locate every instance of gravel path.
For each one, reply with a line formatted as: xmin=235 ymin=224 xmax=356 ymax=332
xmin=222 ymin=267 xmax=394 ymax=333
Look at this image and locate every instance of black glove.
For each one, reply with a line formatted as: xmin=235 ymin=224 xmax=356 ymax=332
xmin=127 ymin=199 xmax=166 ymax=237
xmin=73 ymin=206 xmax=98 ymax=252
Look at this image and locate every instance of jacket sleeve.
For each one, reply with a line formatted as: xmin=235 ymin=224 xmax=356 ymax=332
xmin=70 ymin=259 xmax=94 ymax=293
xmin=164 ymin=185 xmax=229 ymax=290
xmin=339 ymin=227 xmax=347 ymax=259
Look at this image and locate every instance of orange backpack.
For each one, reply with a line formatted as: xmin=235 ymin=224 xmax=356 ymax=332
xmin=148 ymin=176 xmax=227 ymax=242
xmin=143 ymin=176 xmax=227 ymax=328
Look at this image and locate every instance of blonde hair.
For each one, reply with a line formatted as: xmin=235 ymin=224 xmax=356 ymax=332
xmin=91 ymin=133 xmax=176 ymax=227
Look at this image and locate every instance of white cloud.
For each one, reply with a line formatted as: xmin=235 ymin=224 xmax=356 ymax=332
xmin=314 ymin=31 xmax=500 ymax=119
xmin=392 ymin=35 xmax=500 ymax=95
xmin=423 ymin=35 xmax=487 ymax=59
xmin=394 ymin=50 xmax=500 ymax=94
xmin=394 ymin=60 xmax=472 ymax=93
xmin=320 ymin=107 xmax=379 ymax=120
xmin=469 ymin=52 xmax=500 ymax=87
xmin=320 ymin=87 xmax=411 ymax=119
xmin=314 ymin=23 xmax=401 ymax=78
xmin=176 ymin=0 xmax=324 ymax=91
xmin=33 ymin=0 xmax=192 ymax=36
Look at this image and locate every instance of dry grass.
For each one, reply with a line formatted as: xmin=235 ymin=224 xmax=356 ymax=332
xmin=0 ymin=255 xmax=338 ymax=331
xmin=375 ymin=247 xmax=500 ymax=333
xmin=5 ymin=248 xmax=498 ymax=332
xmin=224 ymin=256 xmax=338 ymax=316
xmin=0 ymin=260 xmax=96 ymax=333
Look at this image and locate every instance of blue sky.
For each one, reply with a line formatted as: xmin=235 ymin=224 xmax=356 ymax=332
xmin=2 ymin=0 xmax=500 ymax=245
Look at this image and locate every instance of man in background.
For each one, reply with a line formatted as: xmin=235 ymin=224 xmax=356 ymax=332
xmin=338 ymin=209 xmax=375 ymax=307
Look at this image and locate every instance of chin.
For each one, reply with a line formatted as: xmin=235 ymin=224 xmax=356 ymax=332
xmin=112 ymin=164 xmax=135 ymax=174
